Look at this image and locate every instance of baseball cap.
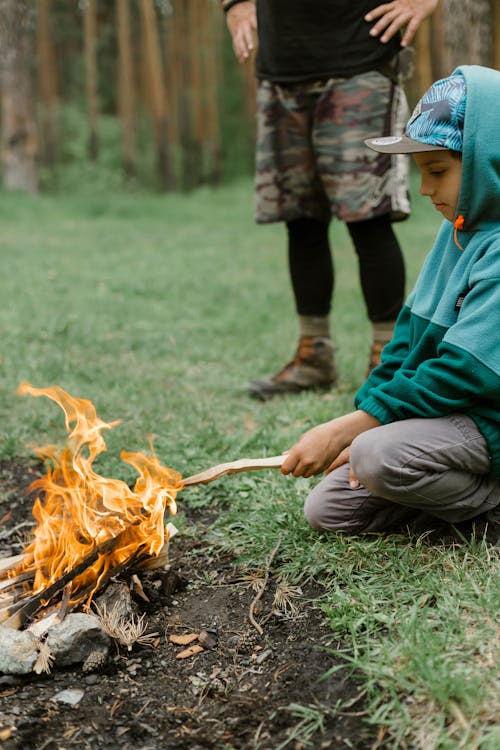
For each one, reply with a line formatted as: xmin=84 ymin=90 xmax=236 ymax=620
xmin=365 ymin=72 xmax=466 ymax=154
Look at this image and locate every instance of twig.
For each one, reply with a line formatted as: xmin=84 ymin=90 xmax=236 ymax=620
xmin=0 ymin=522 xmax=33 ymax=540
xmin=248 ymin=536 xmax=282 ymax=635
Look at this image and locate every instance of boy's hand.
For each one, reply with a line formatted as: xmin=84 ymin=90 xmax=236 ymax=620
xmin=225 ymin=2 xmax=257 ymax=63
xmin=281 ymin=411 xmax=381 ymax=479
xmin=365 ymin=0 xmax=439 ymax=48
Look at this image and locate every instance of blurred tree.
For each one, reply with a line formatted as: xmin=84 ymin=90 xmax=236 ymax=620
xmin=37 ymin=0 xmax=59 ymax=166
xmin=0 ymin=0 xmax=38 ymax=193
xmin=83 ymin=0 xmax=99 ymax=159
xmin=431 ymin=0 xmax=493 ymax=79
xmin=187 ymin=0 xmax=204 ymax=186
xmin=203 ymin=1 xmax=222 ymax=183
xmin=116 ymin=0 xmax=136 ymax=176
xmin=139 ymin=0 xmax=172 ymax=189
xmin=413 ymin=16 xmax=434 ymax=96
xmin=494 ymin=0 xmax=500 ymax=70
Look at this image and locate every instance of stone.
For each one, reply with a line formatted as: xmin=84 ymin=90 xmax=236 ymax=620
xmin=0 ymin=626 xmax=39 ymax=675
xmin=46 ymin=613 xmax=110 ymax=668
xmin=51 ymin=688 xmax=84 ymax=706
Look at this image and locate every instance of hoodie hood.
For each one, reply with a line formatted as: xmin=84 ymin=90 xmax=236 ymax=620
xmin=455 ymin=65 xmax=500 ymax=231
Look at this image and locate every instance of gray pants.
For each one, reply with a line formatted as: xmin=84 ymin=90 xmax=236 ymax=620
xmin=305 ymin=415 xmax=500 ymax=534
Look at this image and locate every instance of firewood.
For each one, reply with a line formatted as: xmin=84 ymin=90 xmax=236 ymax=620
xmin=135 ymin=523 xmax=178 ymax=571
xmin=0 ymin=554 xmax=27 ymax=576
xmin=0 ymin=570 xmax=35 ymax=591
xmin=2 ymin=530 xmax=128 ymax=629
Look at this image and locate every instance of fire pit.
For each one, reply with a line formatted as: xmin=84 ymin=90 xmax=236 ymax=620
xmin=0 ymin=383 xmax=284 ymax=676
xmin=0 ymin=383 xmax=181 ymax=632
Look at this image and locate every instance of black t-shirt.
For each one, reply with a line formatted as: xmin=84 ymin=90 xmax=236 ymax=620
xmin=256 ymin=0 xmax=401 ymax=82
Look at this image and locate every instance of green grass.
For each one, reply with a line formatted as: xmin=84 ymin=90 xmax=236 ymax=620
xmin=1 ymin=173 xmax=498 ymax=749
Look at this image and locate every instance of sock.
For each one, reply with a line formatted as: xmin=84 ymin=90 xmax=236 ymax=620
xmin=299 ymin=315 xmax=331 ymax=339
xmin=371 ymin=320 xmax=396 ymax=344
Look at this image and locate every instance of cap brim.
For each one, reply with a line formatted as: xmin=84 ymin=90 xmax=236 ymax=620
xmin=364 ymin=135 xmax=448 ymax=154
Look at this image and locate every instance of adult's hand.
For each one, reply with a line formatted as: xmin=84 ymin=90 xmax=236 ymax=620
xmin=225 ymin=1 xmax=257 ymax=63
xmin=365 ymin=0 xmax=439 ymax=48
xmin=281 ymin=411 xmax=380 ymax=479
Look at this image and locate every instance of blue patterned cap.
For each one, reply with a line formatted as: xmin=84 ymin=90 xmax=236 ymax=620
xmin=365 ymin=72 xmax=466 ymax=154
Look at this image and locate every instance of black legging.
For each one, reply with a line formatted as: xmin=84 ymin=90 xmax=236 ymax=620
xmin=286 ymin=215 xmax=405 ymax=322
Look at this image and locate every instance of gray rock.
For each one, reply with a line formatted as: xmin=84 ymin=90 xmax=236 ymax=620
xmin=51 ymin=688 xmax=85 ymax=706
xmin=46 ymin=613 xmax=110 ymax=668
xmin=0 ymin=626 xmax=39 ymax=675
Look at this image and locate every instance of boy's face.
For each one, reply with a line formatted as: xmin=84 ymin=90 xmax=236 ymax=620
xmin=413 ymin=151 xmax=462 ymax=223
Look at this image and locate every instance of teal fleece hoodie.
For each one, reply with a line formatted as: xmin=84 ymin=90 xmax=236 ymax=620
xmin=355 ymin=65 xmax=500 ymax=477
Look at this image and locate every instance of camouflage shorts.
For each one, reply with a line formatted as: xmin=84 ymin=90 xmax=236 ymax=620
xmin=255 ymin=70 xmax=410 ymax=224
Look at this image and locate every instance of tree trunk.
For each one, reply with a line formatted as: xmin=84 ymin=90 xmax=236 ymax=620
xmin=36 ymin=0 xmax=58 ymax=166
xmin=139 ymin=0 xmax=173 ymax=189
xmin=413 ymin=17 xmax=433 ymax=100
xmin=116 ymin=0 xmax=135 ymax=177
xmin=0 ymin=0 xmax=38 ymax=193
xmin=186 ymin=0 xmax=204 ymax=186
xmin=439 ymin=0 xmax=493 ymax=74
xmin=169 ymin=0 xmax=196 ymax=191
xmin=493 ymin=0 xmax=500 ymax=70
xmin=83 ymin=0 xmax=99 ymax=160
xmin=164 ymin=5 xmax=179 ymax=153
xmin=204 ymin=2 xmax=222 ymax=184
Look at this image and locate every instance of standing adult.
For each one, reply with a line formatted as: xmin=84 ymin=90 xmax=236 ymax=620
xmin=221 ymin=0 xmax=439 ymax=400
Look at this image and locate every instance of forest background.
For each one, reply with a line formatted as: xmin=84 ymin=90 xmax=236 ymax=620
xmin=1 ymin=4 xmax=499 ymax=748
xmin=1 ymin=0 xmax=500 ymax=196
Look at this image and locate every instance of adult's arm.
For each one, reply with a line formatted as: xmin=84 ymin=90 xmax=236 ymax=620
xmin=222 ymin=1 xmax=257 ymax=63
xmin=365 ymin=0 xmax=439 ymax=47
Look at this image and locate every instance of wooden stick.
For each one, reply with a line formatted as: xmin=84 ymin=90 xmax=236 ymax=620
xmin=0 ymin=554 xmax=27 ymax=576
xmin=182 ymin=455 xmax=286 ymax=488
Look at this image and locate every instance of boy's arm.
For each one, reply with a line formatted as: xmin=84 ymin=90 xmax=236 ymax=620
xmin=357 ymin=269 xmax=500 ymax=425
xmin=281 ymin=411 xmax=381 ymax=478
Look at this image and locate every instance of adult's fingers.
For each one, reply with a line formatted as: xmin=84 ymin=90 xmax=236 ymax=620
xmin=368 ymin=8 xmax=412 ymax=42
xmin=399 ymin=15 xmax=421 ymax=46
xmin=233 ymin=22 xmax=255 ymax=61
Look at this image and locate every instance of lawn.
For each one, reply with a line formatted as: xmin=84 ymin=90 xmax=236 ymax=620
xmin=1 ymin=174 xmax=498 ymax=749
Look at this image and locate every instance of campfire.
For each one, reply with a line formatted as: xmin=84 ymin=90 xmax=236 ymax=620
xmin=0 ymin=383 xmax=285 ymax=677
xmin=0 ymin=383 xmax=181 ymax=636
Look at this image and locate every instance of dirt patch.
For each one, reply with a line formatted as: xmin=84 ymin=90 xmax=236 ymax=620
xmin=0 ymin=460 xmax=377 ymax=750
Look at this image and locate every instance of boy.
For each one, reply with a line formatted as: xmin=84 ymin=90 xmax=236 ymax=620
xmin=281 ymin=66 xmax=500 ymax=541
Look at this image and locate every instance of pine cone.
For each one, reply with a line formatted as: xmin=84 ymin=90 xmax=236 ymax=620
xmin=82 ymin=649 xmax=108 ymax=673
xmin=235 ymin=631 xmax=260 ymax=655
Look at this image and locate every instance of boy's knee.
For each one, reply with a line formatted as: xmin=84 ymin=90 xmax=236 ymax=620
xmin=304 ymin=484 xmax=331 ymax=531
xmin=350 ymin=429 xmax=401 ymax=499
xmin=304 ymin=468 xmax=372 ymax=534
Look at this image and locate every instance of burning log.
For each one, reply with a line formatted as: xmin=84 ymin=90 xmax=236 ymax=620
xmin=0 ymin=553 xmax=27 ymax=575
xmin=2 ymin=529 xmax=130 ymax=629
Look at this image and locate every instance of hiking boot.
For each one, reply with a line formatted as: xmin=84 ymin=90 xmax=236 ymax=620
xmin=366 ymin=340 xmax=385 ymax=378
xmin=248 ymin=336 xmax=337 ymax=401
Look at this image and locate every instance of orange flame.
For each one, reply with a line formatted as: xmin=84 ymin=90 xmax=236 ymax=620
xmin=15 ymin=382 xmax=181 ymax=604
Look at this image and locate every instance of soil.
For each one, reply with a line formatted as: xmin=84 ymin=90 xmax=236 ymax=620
xmin=0 ymin=460 xmax=378 ymax=750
